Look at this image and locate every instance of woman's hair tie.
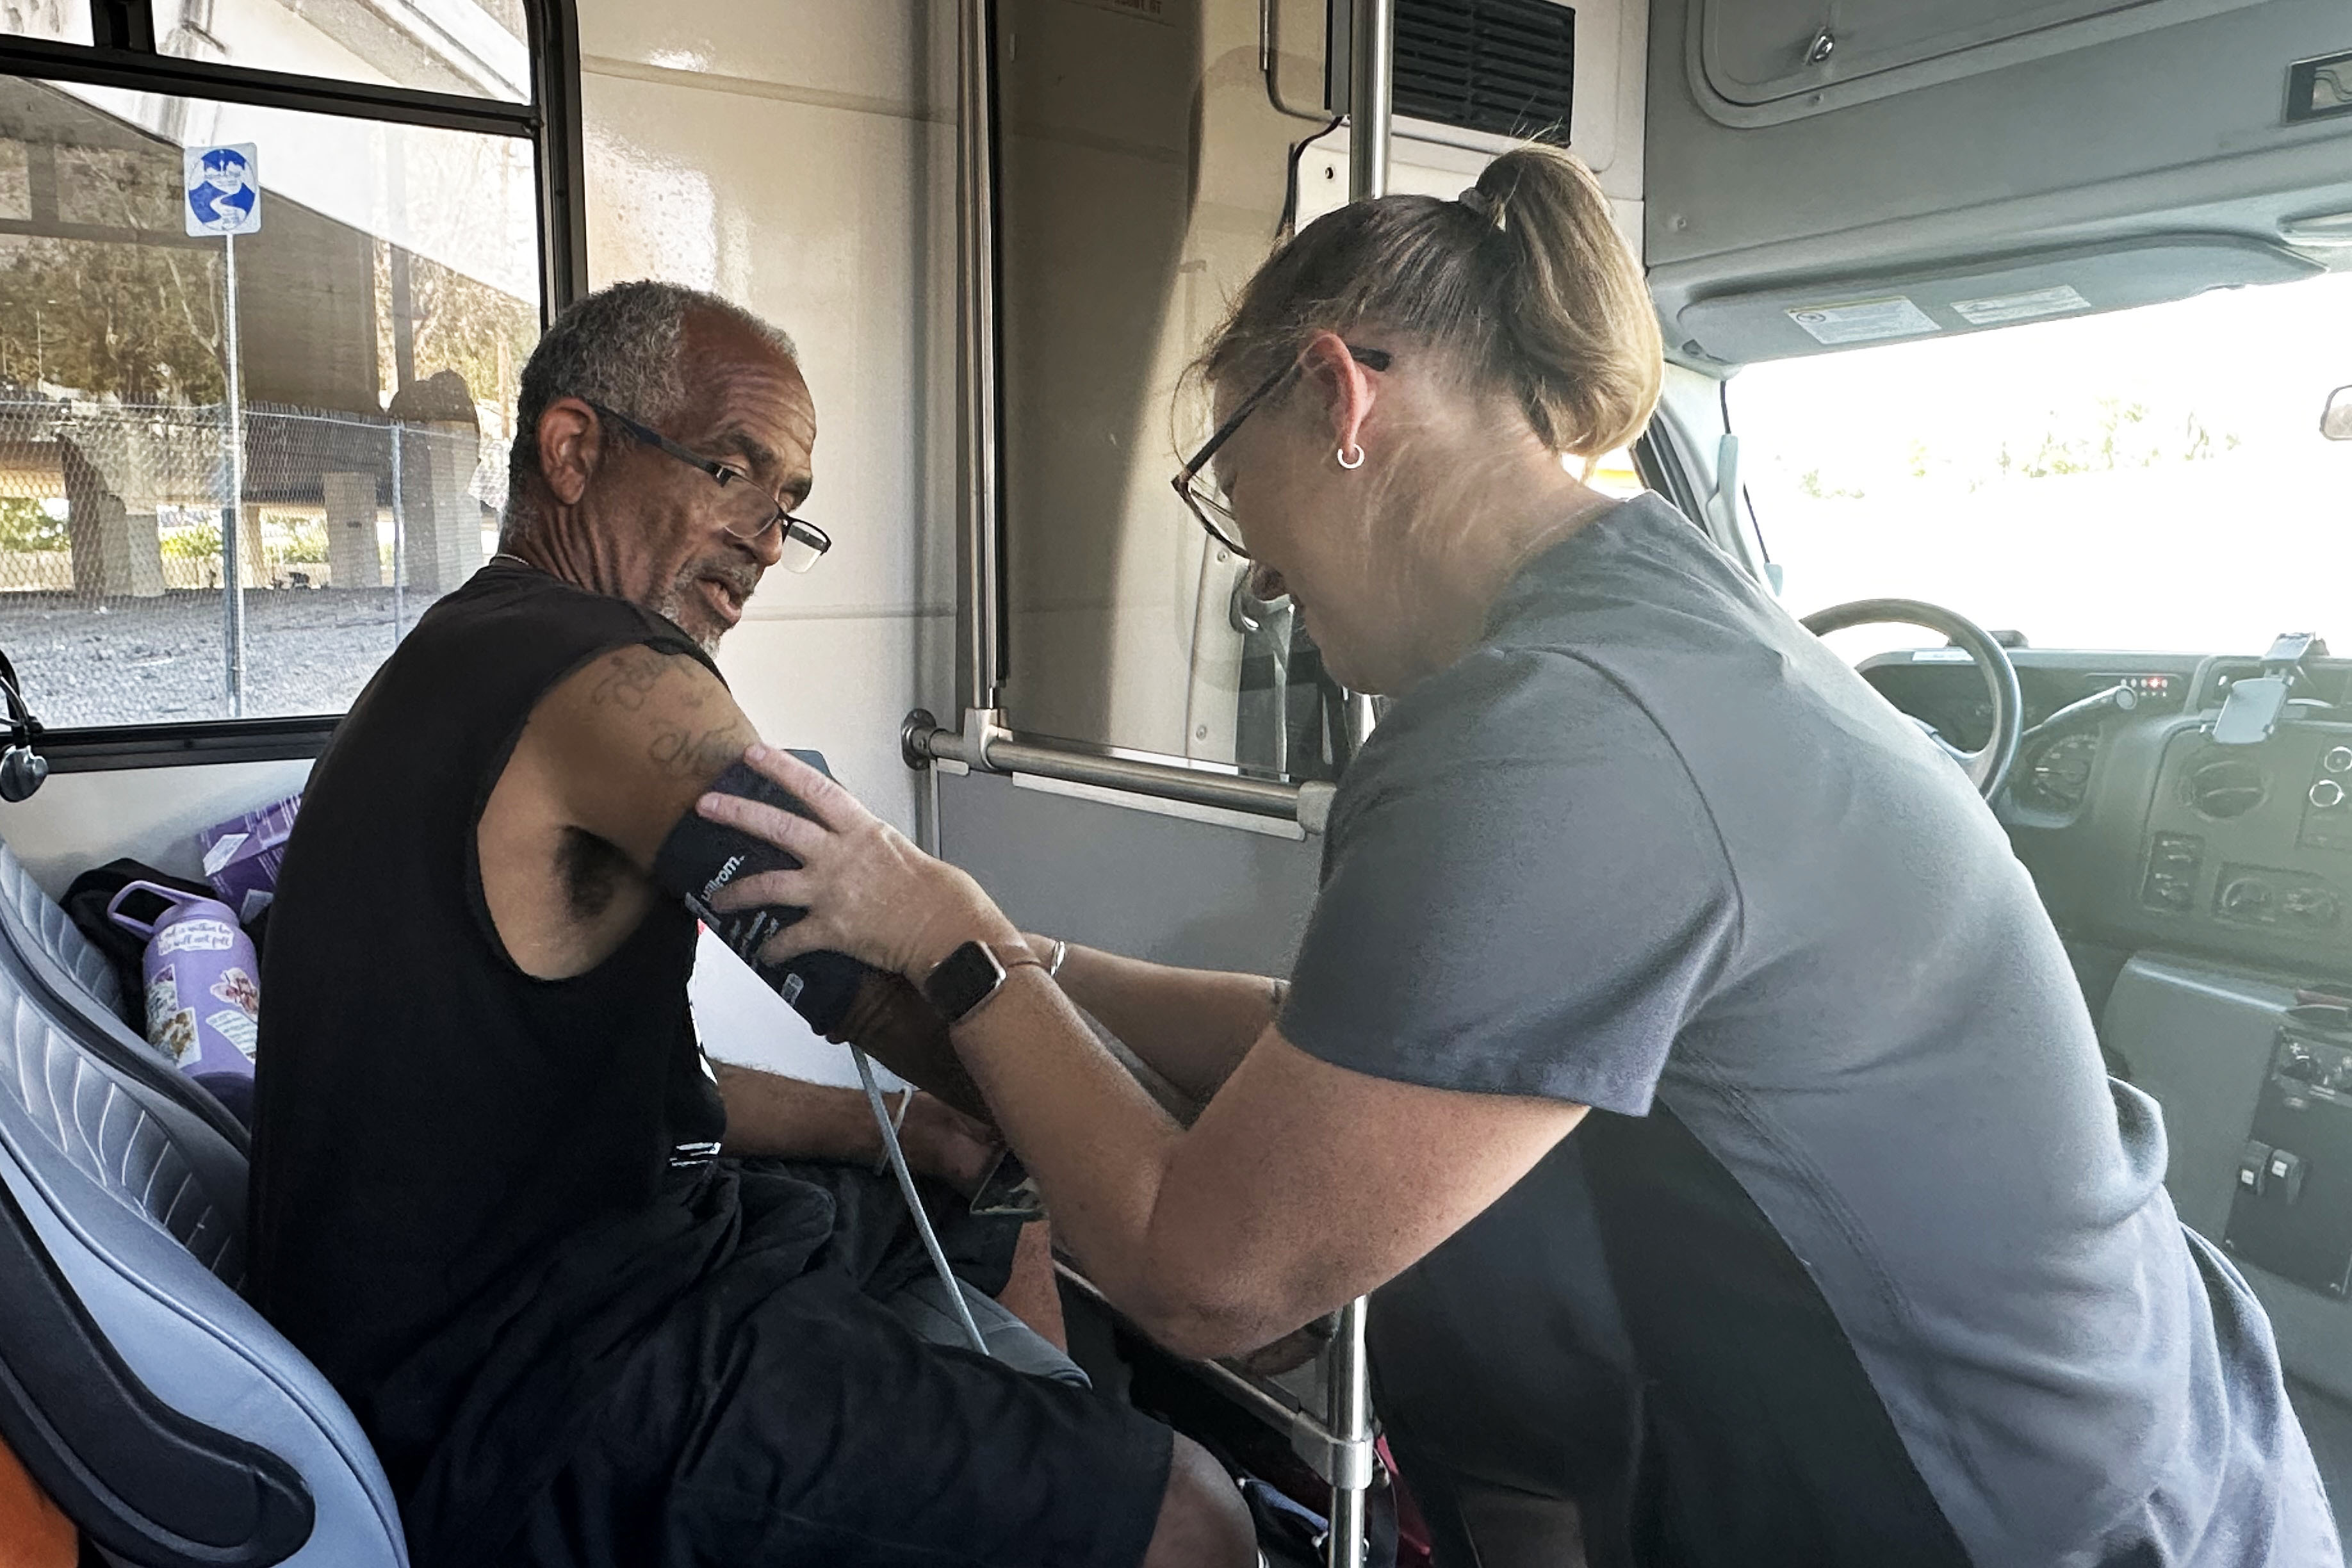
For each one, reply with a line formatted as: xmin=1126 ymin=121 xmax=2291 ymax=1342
xmin=1458 ymin=186 xmax=1505 ymax=233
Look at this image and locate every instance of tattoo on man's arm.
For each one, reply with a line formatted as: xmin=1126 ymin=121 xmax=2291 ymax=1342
xmin=648 ymin=721 xmax=753 ymax=781
xmin=588 ymin=646 xmax=668 ymax=712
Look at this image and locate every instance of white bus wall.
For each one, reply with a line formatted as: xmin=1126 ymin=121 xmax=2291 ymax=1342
xmin=3 ymin=758 xmax=316 ymax=895
xmin=584 ymin=0 xmax=961 ymax=838
xmin=998 ymin=0 xmax=1640 ymax=768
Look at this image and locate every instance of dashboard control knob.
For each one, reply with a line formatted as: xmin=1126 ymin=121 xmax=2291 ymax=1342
xmin=2314 ymin=779 xmax=2347 ymax=810
xmin=2285 ymin=887 xmax=2343 ymax=927
xmin=2221 ymin=878 xmax=2273 ymax=917
xmin=2328 ymin=747 xmax=2352 ymax=775
xmin=2282 ymin=1043 xmax=2320 ymax=1082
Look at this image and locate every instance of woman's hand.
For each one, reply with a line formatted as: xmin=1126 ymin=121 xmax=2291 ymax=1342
xmin=698 ymin=744 xmax=1022 ymax=983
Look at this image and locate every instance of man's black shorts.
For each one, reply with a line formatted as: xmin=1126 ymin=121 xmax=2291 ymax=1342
xmin=502 ymin=1164 xmax=1175 ymax=1568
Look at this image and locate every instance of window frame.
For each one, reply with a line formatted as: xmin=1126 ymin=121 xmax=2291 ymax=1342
xmin=0 ymin=0 xmax=585 ymax=769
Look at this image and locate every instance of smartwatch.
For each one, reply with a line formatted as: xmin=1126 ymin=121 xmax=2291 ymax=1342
xmin=923 ymin=940 xmax=1041 ymax=1024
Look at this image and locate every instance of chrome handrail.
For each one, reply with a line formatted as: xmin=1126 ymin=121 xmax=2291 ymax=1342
xmin=904 ymin=709 xmax=1337 ymax=834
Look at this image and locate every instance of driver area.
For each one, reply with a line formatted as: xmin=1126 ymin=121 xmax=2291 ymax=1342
xmin=1821 ymin=630 xmax=2352 ymax=1512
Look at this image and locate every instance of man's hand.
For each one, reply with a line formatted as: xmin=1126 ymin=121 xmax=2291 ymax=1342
xmin=715 ymin=1063 xmax=998 ymax=1186
xmin=824 ymin=970 xmax=992 ymax=1123
xmin=897 ymin=1093 xmax=1001 ymax=1193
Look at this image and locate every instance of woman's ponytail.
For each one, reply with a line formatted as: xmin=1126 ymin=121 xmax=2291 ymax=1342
xmin=1196 ymin=143 xmax=1663 ymax=461
xmin=1468 ymin=146 xmax=1663 ymax=457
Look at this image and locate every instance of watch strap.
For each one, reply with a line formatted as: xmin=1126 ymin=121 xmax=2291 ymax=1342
xmin=977 ymin=944 xmax=1045 ymax=1024
xmin=990 ymin=943 xmax=1047 ymax=977
xmin=924 ymin=940 xmax=1045 ymax=1025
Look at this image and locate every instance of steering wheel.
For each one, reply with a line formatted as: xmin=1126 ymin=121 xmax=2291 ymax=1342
xmin=1801 ymin=598 xmax=2023 ymax=801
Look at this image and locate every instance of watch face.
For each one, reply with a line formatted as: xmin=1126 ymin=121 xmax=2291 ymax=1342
xmin=926 ymin=941 xmax=1004 ymax=1022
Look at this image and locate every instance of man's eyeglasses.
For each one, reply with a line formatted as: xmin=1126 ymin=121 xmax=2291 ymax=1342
xmin=1170 ymin=344 xmax=1391 ymax=560
xmin=580 ymin=398 xmax=833 ymax=574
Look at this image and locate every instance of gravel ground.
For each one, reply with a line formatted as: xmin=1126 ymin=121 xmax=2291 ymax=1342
xmin=0 ymin=588 xmax=455 ymax=727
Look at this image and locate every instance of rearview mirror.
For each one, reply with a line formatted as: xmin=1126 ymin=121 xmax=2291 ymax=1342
xmin=2326 ymin=385 xmax=2352 ymax=442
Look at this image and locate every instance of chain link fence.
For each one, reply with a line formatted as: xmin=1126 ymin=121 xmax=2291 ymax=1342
xmin=0 ymin=394 xmax=505 ymax=727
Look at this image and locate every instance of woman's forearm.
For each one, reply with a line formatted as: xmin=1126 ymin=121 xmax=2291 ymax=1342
xmin=947 ymin=968 xmax=1256 ymax=1353
xmin=1034 ymin=939 xmax=1286 ymax=1106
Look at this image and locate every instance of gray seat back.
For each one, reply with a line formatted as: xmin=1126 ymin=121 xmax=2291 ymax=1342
xmin=0 ymin=840 xmax=248 ymax=1151
xmin=0 ymin=912 xmax=406 ymax=1564
xmin=0 ymin=840 xmax=123 ymax=1016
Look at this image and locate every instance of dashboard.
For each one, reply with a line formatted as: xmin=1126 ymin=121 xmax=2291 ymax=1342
xmin=1859 ymin=649 xmax=2352 ymax=981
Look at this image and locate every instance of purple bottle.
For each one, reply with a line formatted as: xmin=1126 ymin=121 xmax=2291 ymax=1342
xmin=106 ymin=880 xmax=261 ymax=1115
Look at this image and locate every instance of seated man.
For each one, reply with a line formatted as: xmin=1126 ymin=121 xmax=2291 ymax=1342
xmin=247 ymin=281 xmax=1252 ymax=1568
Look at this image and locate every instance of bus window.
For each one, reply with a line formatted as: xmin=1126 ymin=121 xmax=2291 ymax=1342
xmin=157 ymin=0 xmax=532 ymax=102
xmin=0 ymin=0 xmax=88 ymax=47
xmin=0 ymin=3 xmax=567 ymax=740
xmin=1727 ymin=271 xmax=2352 ymax=657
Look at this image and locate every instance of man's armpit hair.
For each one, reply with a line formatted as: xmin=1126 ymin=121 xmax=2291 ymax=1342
xmin=559 ymin=825 xmax=633 ymax=922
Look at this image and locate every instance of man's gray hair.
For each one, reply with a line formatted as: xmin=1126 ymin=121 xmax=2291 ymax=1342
xmin=503 ymin=280 xmax=797 ymax=532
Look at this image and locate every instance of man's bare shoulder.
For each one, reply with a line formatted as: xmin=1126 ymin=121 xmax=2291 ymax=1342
xmin=516 ymin=642 xmax=760 ymax=865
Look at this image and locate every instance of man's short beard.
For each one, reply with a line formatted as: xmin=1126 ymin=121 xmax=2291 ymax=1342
xmin=657 ymin=559 xmax=760 ymax=652
xmin=653 ymin=580 xmax=723 ymax=653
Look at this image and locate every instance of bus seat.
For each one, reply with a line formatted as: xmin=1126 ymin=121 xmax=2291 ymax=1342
xmin=0 ymin=843 xmax=122 ymax=1018
xmin=0 ymin=931 xmax=407 ymax=1565
xmin=0 ymin=839 xmax=248 ymax=1151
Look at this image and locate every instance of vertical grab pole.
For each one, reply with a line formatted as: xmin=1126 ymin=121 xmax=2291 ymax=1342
xmin=956 ymin=0 xmax=1007 ymax=736
xmin=1346 ymin=0 xmax=1392 ymax=205
xmin=1326 ymin=1294 xmax=1373 ymax=1568
xmin=1330 ymin=20 xmax=1392 ymax=1556
xmin=220 ymin=229 xmax=247 ymax=717
xmin=389 ymin=425 xmax=407 ymax=642
xmin=1341 ymin=0 xmax=1394 ymax=761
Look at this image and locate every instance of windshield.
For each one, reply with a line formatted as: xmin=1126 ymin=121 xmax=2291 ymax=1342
xmin=1726 ymin=269 xmax=2352 ymax=654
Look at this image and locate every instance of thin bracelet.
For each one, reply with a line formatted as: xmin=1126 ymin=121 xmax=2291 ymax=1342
xmin=872 ymin=1088 xmax=915 ymax=1174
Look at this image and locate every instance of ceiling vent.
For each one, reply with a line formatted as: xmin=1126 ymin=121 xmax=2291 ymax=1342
xmin=1339 ymin=0 xmax=1577 ymax=145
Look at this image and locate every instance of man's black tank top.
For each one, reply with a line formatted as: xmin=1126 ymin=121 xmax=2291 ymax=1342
xmin=247 ymin=560 xmax=737 ymax=1483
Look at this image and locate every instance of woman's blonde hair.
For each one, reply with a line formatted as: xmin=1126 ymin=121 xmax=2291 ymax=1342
xmin=1196 ymin=144 xmax=1662 ymax=459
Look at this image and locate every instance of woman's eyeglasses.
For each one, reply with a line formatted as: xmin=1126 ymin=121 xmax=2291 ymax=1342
xmin=580 ymin=398 xmax=833 ymax=574
xmin=1170 ymin=345 xmax=1391 ymax=560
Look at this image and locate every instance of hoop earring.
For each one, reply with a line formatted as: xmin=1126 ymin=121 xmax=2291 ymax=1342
xmin=1336 ymin=442 xmax=1366 ymax=470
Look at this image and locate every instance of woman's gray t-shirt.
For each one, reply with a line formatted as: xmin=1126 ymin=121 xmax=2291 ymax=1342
xmin=1280 ymin=494 xmax=2335 ymax=1566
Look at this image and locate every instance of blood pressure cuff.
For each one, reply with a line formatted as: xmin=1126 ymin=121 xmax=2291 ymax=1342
xmin=655 ymin=753 xmax=874 ymax=1037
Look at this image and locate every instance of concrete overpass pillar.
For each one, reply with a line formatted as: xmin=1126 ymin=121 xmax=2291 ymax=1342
xmin=389 ymin=371 xmax=484 ymax=596
xmin=59 ymin=439 xmax=164 ymax=598
xmin=395 ymin=423 xmax=484 ymax=594
xmin=322 ymin=471 xmax=381 ymax=589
